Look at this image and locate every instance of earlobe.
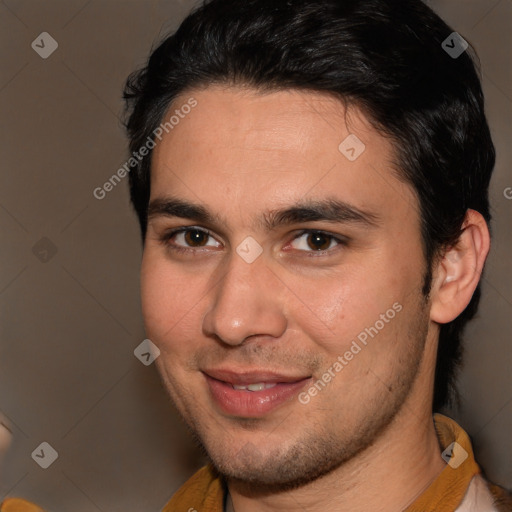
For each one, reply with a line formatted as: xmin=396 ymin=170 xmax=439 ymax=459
xmin=430 ymin=209 xmax=490 ymax=324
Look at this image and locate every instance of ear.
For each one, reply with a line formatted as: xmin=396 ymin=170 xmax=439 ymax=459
xmin=429 ymin=209 xmax=491 ymax=324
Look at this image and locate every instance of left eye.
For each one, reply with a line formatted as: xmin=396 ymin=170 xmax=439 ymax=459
xmin=289 ymin=231 xmax=342 ymax=252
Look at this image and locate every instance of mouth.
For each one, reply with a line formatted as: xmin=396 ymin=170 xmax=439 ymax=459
xmin=202 ymin=368 xmax=312 ymax=417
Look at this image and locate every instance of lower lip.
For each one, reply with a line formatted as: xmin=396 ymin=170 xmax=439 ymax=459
xmin=204 ymin=374 xmax=311 ymax=417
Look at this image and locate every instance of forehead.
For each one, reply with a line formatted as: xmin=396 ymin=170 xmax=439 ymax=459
xmin=149 ymin=86 xmax=418 ymax=229
xmin=152 ymin=86 xmax=378 ymax=166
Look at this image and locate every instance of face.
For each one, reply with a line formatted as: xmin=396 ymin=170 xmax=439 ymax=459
xmin=142 ymin=86 xmax=433 ymax=489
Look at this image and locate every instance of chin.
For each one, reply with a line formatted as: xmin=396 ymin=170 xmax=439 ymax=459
xmin=204 ymin=431 xmax=354 ymax=492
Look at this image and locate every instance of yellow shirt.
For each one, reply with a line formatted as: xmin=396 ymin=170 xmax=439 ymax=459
xmin=2 ymin=414 xmax=510 ymax=511
xmin=0 ymin=499 xmax=44 ymax=512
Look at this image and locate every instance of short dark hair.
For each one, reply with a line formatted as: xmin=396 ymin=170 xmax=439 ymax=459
xmin=123 ymin=0 xmax=495 ymax=412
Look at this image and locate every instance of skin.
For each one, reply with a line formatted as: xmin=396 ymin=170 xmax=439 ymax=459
xmin=0 ymin=415 xmax=11 ymax=460
xmin=141 ymin=85 xmax=490 ymax=512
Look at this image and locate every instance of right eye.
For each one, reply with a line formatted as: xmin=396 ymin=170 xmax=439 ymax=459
xmin=160 ymin=227 xmax=221 ymax=253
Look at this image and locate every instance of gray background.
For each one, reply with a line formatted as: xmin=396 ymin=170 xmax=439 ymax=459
xmin=0 ymin=0 xmax=510 ymax=510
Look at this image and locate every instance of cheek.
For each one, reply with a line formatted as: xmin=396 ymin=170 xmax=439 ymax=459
xmin=287 ymin=251 xmax=422 ymax=361
xmin=285 ymin=265 xmax=395 ymax=346
xmin=140 ymin=252 xmax=202 ymax=349
xmin=140 ymin=253 xmax=166 ymax=328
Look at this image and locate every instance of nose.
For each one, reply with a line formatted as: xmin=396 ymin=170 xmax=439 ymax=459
xmin=202 ymin=250 xmax=287 ymax=346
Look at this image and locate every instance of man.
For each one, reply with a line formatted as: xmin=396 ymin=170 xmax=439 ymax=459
xmin=5 ymin=0 xmax=507 ymax=511
xmin=120 ymin=0 xmax=512 ymax=510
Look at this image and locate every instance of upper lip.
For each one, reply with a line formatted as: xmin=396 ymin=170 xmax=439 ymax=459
xmin=202 ymin=368 xmax=311 ymax=385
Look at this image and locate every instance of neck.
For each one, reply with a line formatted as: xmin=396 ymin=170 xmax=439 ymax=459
xmin=227 ymin=405 xmax=445 ymax=512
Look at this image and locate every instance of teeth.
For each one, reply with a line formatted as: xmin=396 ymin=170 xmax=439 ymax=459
xmin=232 ymin=382 xmax=277 ymax=391
xmin=248 ymin=383 xmax=265 ymax=391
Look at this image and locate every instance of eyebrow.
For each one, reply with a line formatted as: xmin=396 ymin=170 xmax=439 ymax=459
xmin=147 ymin=196 xmax=381 ymax=231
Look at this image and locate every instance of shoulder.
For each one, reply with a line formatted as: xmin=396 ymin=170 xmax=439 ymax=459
xmin=0 ymin=498 xmax=45 ymax=512
xmin=162 ymin=464 xmax=226 ymax=512
xmin=486 ymin=480 xmax=512 ymax=512
xmin=458 ymin=474 xmax=512 ymax=512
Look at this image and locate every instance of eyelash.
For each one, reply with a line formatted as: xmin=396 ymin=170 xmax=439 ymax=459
xmin=158 ymin=227 xmax=347 ymax=257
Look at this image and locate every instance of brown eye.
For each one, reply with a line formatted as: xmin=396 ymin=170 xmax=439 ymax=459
xmin=184 ymin=229 xmax=209 ymax=247
xmin=160 ymin=227 xmax=220 ymax=252
xmin=306 ymin=232 xmax=332 ymax=251
xmin=290 ymin=230 xmax=343 ymax=253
